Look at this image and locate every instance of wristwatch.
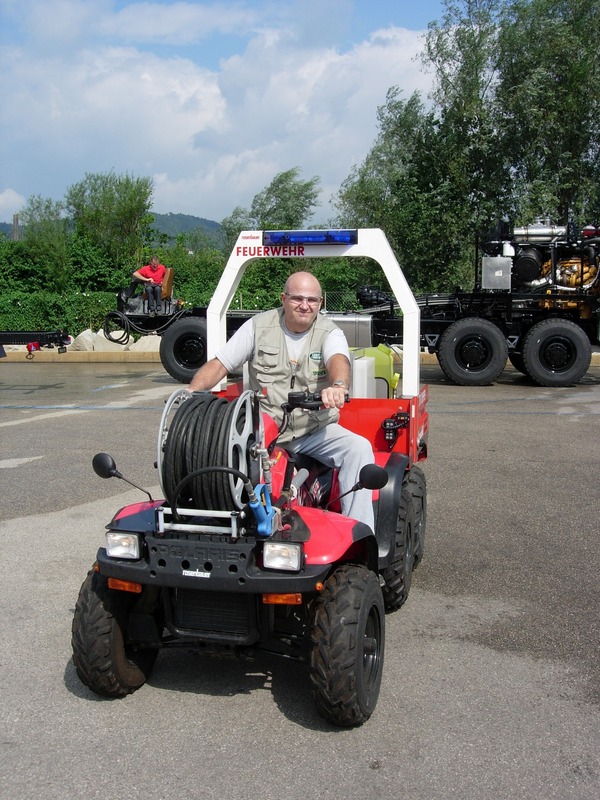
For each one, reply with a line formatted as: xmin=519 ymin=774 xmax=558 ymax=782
xmin=332 ymin=380 xmax=349 ymax=389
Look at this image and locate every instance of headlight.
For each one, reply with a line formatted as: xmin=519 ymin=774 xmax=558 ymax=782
xmin=263 ymin=542 xmax=302 ymax=572
xmin=105 ymin=532 xmax=141 ymax=560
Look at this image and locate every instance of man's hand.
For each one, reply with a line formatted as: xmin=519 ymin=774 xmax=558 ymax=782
xmin=323 ymin=354 xmax=351 ymax=408
xmin=187 ymin=357 xmax=229 ymax=394
xmin=320 ymin=384 xmax=348 ymax=409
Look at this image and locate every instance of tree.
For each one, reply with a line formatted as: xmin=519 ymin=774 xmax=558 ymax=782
xmin=333 ymin=0 xmax=600 ymax=292
xmin=65 ymin=171 xmax=154 ymax=272
xmin=219 ymin=168 xmax=322 ymax=305
xmin=220 ymin=205 xmax=254 ymax=254
xmin=334 ymin=90 xmax=453 ymax=291
xmin=163 ymin=234 xmax=226 ymax=305
xmin=422 ymin=0 xmax=509 ymax=227
xmin=334 ymin=81 xmax=490 ymax=292
xmin=334 ymin=1 xmax=513 ymax=292
xmin=19 ymin=195 xmax=71 ymax=290
xmin=249 ymin=167 xmax=320 ymax=229
xmin=495 ymin=0 xmax=600 ymax=223
xmin=221 ymin=168 xmax=321 ymax=251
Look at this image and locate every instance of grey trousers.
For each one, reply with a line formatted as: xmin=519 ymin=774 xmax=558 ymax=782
xmin=287 ymin=423 xmax=375 ymax=530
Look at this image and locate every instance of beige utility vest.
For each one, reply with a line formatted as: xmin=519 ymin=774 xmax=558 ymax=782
xmin=249 ymin=308 xmax=340 ymax=443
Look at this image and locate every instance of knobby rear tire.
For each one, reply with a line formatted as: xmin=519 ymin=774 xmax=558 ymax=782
xmin=380 ymin=487 xmax=416 ymax=611
xmin=406 ymin=465 xmax=427 ymax=569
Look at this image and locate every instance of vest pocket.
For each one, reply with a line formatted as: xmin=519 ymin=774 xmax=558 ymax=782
xmin=256 ymin=345 xmax=280 ymax=372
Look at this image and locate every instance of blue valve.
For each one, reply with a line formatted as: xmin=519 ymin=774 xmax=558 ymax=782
xmin=248 ymin=484 xmax=276 ymax=537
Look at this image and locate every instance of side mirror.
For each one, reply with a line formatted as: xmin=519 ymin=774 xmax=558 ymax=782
xmin=325 ymin=463 xmax=388 ymax=511
xmin=91 ymin=452 xmax=154 ymax=502
xmin=358 ymin=464 xmax=388 ymax=490
xmin=92 ymin=452 xmax=120 ymax=480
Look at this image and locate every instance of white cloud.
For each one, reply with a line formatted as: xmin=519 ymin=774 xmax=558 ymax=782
xmin=0 ymin=189 xmax=25 ymax=223
xmin=0 ymin=1 xmax=434 ymax=224
xmin=104 ymin=1 xmax=259 ymax=43
xmin=16 ymin=0 xmax=102 ymax=46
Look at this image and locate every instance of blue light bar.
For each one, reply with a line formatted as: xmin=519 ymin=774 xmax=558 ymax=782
xmin=263 ymin=229 xmax=358 ymax=246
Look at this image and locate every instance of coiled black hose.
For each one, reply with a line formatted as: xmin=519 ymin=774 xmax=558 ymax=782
xmin=103 ymin=311 xmax=131 ymax=344
xmin=162 ymin=394 xmax=251 ymax=511
xmin=103 ymin=309 xmax=187 ymax=344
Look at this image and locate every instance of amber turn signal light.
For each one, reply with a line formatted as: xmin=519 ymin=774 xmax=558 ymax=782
xmin=262 ymin=593 xmax=302 ymax=605
xmin=108 ymin=577 xmax=142 ymax=593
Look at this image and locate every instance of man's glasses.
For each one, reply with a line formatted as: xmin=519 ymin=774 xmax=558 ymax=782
xmin=284 ymin=293 xmax=322 ymax=306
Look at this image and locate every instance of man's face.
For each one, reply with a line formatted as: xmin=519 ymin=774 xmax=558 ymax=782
xmin=281 ymin=274 xmax=323 ymax=333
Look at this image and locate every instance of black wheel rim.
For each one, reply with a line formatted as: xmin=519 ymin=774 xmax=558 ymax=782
xmin=403 ymin=517 xmax=415 ymax=594
xmin=539 ymin=336 xmax=576 ymax=373
xmin=455 ymin=336 xmax=492 ymax=371
xmin=362 ymin=605 xmax=382 ymax=690
xmin=174 ymin=334 xmax=206 ymax=369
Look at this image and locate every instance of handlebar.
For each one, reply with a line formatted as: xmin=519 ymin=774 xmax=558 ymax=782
xmin=269 ymin=390 xmax=351 ymax=447
xmin=283 ymin=389 xmax=350 ymax=412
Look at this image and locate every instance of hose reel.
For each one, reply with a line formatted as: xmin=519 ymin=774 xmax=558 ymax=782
xmin=157 ymin=390 xmax=262 ymax=512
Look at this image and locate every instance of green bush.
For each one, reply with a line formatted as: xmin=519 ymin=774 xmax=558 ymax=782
xmin=0 ymin=290 xmax=116 ymax=334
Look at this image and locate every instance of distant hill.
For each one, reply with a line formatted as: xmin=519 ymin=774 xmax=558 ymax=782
xmin=150 ymin=212 xmax=221 ymax=239
xmin=0 ymin=212 xmax=222 ymax=242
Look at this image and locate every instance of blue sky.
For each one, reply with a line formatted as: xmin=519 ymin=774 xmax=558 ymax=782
xmin=0 ymin=0 xmax=445 ymax=224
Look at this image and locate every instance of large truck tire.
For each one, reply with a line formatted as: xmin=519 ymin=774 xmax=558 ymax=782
xmin=507 ymin=351 xmax=527 ymax=375
xmin=522 ymin=319 xmax=592 ymax=387
xmin=437 ymin=317 xmax=508 ymax=385
xmin=310 ymin=564 xmax=385 ymax=727
xmin=160 ymin=317 xmax=207 ymax=383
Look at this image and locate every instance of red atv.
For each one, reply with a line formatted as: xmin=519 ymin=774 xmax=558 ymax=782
xmin=71 ymin=382 xmax=427 ymax=727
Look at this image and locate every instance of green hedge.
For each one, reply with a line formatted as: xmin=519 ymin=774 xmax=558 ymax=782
xmin=1 ymin=290 xmax=117 ymax=334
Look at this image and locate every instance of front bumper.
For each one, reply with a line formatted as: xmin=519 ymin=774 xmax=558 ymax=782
xmin=96 ymin=536 xmax=331 ymax=593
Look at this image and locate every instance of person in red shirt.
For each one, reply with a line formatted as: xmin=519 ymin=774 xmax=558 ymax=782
xmin=127 ymin=255 xmax=167 ymax=315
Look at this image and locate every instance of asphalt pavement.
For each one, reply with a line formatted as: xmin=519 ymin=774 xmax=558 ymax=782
xmin=1 ymin=359 xmax=599 ymax=799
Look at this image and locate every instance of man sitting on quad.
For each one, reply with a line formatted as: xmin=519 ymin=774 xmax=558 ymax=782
xmin=187 ymin=271 xmax=376 ymax=529
xmin=123 ymin=255 xmax=167 ymax=315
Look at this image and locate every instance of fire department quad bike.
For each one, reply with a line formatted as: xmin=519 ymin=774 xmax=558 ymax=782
xmin=71 ymin=228 xmax=429 ymax=727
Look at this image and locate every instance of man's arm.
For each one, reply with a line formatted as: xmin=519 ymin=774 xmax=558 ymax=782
xmin=186 ymin=319 xmax=255 ymax=394
xmin=132 ymin=268 xmax=152 ymax=283
xmin=321 ymin=352 xmax=351 ymax=409
xmin=187 ymin=358 xmax=229 ymax=392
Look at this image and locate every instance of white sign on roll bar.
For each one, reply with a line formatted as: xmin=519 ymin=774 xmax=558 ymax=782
xmin=206 ymin=228 xmax=421 ymax=398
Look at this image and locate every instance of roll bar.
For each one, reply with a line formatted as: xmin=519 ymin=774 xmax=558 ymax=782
xmin=206 ymin=228 xmax=421 ymax=398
